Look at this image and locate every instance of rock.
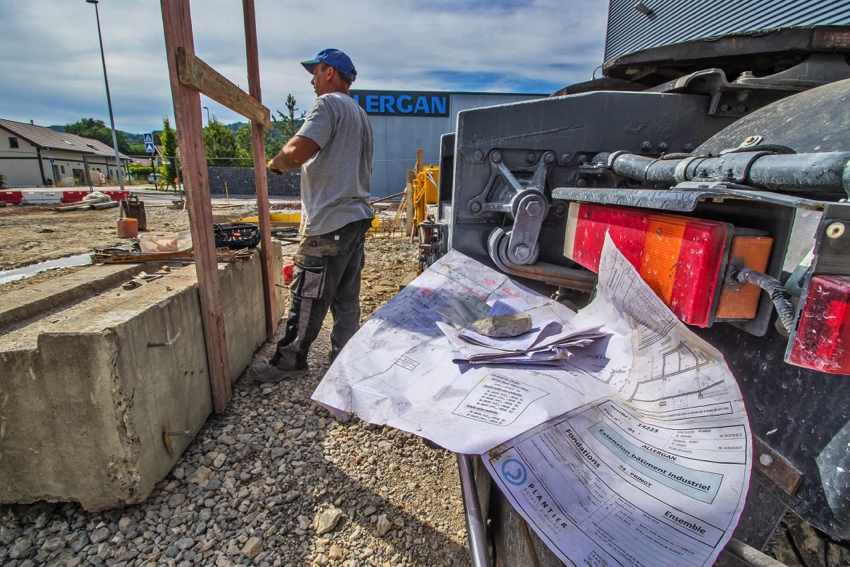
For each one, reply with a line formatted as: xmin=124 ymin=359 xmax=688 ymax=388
xmin=186 ymin=465 xmax=213 ymax=485
xmin=786 ymin=514 xmax=824 ymax=567
xmin=175 ymin=537 xmax=195 ymax=550
xmin=42 ymin=534 xmax=65 ymax=552
xmin=90 ymin=527 xmax=111 ymax=544
xmin=471 ymin=313 xmax=532 ymax=338
xmin=241 ymin=537 xmax=263 ymax=560
xmin=212 ymin=454 xmax=226 ymax=468
xmin=362 ymin=505 xmax=377 ymax=518
xmin=9 ymin=537 xmax=33 ymax=559
xmin=315 ymin=508 xmax=343 ymax=536
xmin=217 ymin=434 xmax=236 ymax=446
xmin=329 ymin=544 xmax=344 ymax=559
xmin=67 ymin=532 xmax=89 ymax=552
xmin=167 ymin=493 xmax=187 ymax=508
xmin=376 ymin=515 xmax=392 ymax=537
xmin=0 ymin=526 xmax=23 ymax=545
xmin=118 ymin=516 xmax=135 ymax=532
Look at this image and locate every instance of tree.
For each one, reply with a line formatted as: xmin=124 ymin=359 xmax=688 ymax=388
xmin=268 ymin=94 xmax=306 ymax=158
xmin=65 ymin=118 xmax=132 ymax=154
xmin=160 ymin=116 xmax=179 ymax=186
xmin=235 ymin=123 xmax=254 ymax=166
xmin=203 ymin=117 xmax=237 ymax=166
xmin=127 ymin=143 xmax=147 ymax=155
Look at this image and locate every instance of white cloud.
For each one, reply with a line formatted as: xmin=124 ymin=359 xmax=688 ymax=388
xmin=0 ymin=0 xmax=607 ymax=132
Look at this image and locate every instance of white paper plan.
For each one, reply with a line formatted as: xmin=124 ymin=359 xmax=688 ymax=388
xmin=311 ymin=249 xmax=618 ymax=454
xmin=483 ymin=236 xmax=751 ymax=567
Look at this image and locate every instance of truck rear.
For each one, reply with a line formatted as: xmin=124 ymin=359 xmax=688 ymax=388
xmin=428 ymin=2 xmax=850 ymax=564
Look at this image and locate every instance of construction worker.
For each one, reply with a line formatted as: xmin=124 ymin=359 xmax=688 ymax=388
xmin=250 ymin=48 xmax=374 ymax=382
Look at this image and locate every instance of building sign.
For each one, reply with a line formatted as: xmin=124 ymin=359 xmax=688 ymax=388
xmin=351 ymin=91 xmax=449 ymax=117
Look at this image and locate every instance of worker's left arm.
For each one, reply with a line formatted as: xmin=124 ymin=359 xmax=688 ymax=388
xmin=267 ymin=135 xmax=320 ymax=175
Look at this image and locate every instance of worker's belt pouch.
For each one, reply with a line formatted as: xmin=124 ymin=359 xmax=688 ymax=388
xmin=293 ymin=258 xmax=326 ymax=299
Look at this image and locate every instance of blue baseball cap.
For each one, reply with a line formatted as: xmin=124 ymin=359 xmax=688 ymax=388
xmin=301 ymin=49 xmax=357 ymax=82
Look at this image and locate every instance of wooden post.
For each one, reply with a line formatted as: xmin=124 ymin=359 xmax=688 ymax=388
xmin=243 ymin=0 xmax=277 ymax=335
xmin=405 ymin=170 xmax=415 ymax=236
xmin=160 ymin=0 xmax=231 ymax=413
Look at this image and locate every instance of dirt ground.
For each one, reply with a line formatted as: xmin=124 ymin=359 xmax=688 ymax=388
xmin=4 ymin=200 xmax=849 ymax=566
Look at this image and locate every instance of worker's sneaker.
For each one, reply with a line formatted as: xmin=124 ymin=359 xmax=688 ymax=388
xmin=247 ymin=362 xmax=309 ymax=383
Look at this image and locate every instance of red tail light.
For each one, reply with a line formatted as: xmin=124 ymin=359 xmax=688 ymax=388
xmin=564 ymin=203 xmax=730 ymax=327
xmin=788 ymin=275 xmax=850 ymax=374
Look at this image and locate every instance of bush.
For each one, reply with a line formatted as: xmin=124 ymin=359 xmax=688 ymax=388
xmin=129 ymin=164 xmax=154 ymax=177
xmin=0 ymin=172 xmax=5 ymax=188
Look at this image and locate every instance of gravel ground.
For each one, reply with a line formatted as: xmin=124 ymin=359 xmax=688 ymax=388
xmin=0 ymin=235 xmax=472 ymax=567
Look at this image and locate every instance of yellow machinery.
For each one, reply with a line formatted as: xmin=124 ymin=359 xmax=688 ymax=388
xmin=412 ymin=165 xmax=439 ymax=225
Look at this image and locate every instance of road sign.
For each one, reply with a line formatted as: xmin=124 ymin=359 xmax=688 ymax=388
xmin=49 ymin=157 xmax=55 ymax=164
xmin=144 ymin=133 xmax=155 ymax=153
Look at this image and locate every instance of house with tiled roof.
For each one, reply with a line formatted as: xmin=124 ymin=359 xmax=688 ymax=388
xmin=0 ymin=118 xmax=130 ymax=188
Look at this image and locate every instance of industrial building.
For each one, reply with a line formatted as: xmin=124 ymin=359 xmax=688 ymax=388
xmin=352 ymin=90 xmax=544 ymax=198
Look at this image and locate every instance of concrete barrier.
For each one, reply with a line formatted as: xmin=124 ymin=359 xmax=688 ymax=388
xmin=0 ymin=244 xmax=284 ymax=510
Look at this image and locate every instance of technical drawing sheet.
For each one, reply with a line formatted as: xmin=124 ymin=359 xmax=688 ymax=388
xmin=483 ymin=235 xmax=752 ymax=567
xmin=310 ymin=249 xmax=619 ymax=454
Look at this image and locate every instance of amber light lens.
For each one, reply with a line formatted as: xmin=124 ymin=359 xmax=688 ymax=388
xmin=565 ymin=203 xmax=729 ymax=326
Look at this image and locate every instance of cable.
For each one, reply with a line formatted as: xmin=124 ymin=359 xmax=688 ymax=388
xmin=731 ymin=268 xmax=796 ymax=332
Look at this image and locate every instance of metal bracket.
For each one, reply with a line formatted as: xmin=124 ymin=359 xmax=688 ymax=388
xmin=488 ymin=227 xmax=597 ymax=292
xmin=754 ymin=436 xmax=804 ymax=497
xmin=467 ymin=150 xmax=555 ymax=216
xmin=505 ymin=192 xmax=547 ymax=265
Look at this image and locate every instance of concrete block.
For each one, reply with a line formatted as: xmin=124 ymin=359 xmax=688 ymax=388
xmin=0 ymin=242 xmax=284 ymax=510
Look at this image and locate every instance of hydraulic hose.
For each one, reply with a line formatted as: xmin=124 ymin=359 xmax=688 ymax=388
xmin=609 ymin=151 xmax=850 ymax=197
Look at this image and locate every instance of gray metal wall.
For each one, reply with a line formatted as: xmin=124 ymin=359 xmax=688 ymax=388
xmin=605 ymin=0 xmax=850 ymax=62
xmin=369 ymin=93 xmax=543 ymax=198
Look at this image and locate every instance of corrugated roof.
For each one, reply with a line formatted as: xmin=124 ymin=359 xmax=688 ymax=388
xmin=605 ymin=0 xmax=850 ymax=62
xmin=0 ymin=118 xmax=130 ymax=159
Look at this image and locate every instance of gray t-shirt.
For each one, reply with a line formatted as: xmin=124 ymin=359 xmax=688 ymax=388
xmin=296 ymin=92 xmax=374 ymax=236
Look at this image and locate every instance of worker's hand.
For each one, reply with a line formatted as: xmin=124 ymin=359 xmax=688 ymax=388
xmin=267 ymin=159 xmax=284 ymax=176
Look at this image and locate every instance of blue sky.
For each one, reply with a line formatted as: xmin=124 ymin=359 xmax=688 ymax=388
xmin=0 ymin=0 xmax=608 ymax=134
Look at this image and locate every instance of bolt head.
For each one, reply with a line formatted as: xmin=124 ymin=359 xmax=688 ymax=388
xmin=525 ymin=152 xmax=536 ymax=163
xmin=473 ymin=150 xmax=484 ymax=162
xmin=827 ymin=222 xmax=845 ymax=239
xmin=515 ymin=244 xmax=530 ymax=260
xmin=469 ymin=202 xmax=482 ymax=213
xmin=525 ymin=200 xmax=542 ymax=217
xmin=490 ymin=151 xmax=502 ymax=163
xmin=759 ymin=454 xmax=774 ymax=467
xmin=640 ymin=141 xmax=652 ymax=151
xmin=560 ymin=153 xmax=572 ymax=165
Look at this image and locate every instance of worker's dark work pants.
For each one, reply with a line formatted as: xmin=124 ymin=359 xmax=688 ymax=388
xmin=270 ymin=218 xmax=372 ymax=371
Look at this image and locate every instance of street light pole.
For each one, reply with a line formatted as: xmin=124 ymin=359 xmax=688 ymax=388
xmin=203 ymin=106 xmax=210 ymax=124
xmin=86 ymin=0 xmax=124 ymax=191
